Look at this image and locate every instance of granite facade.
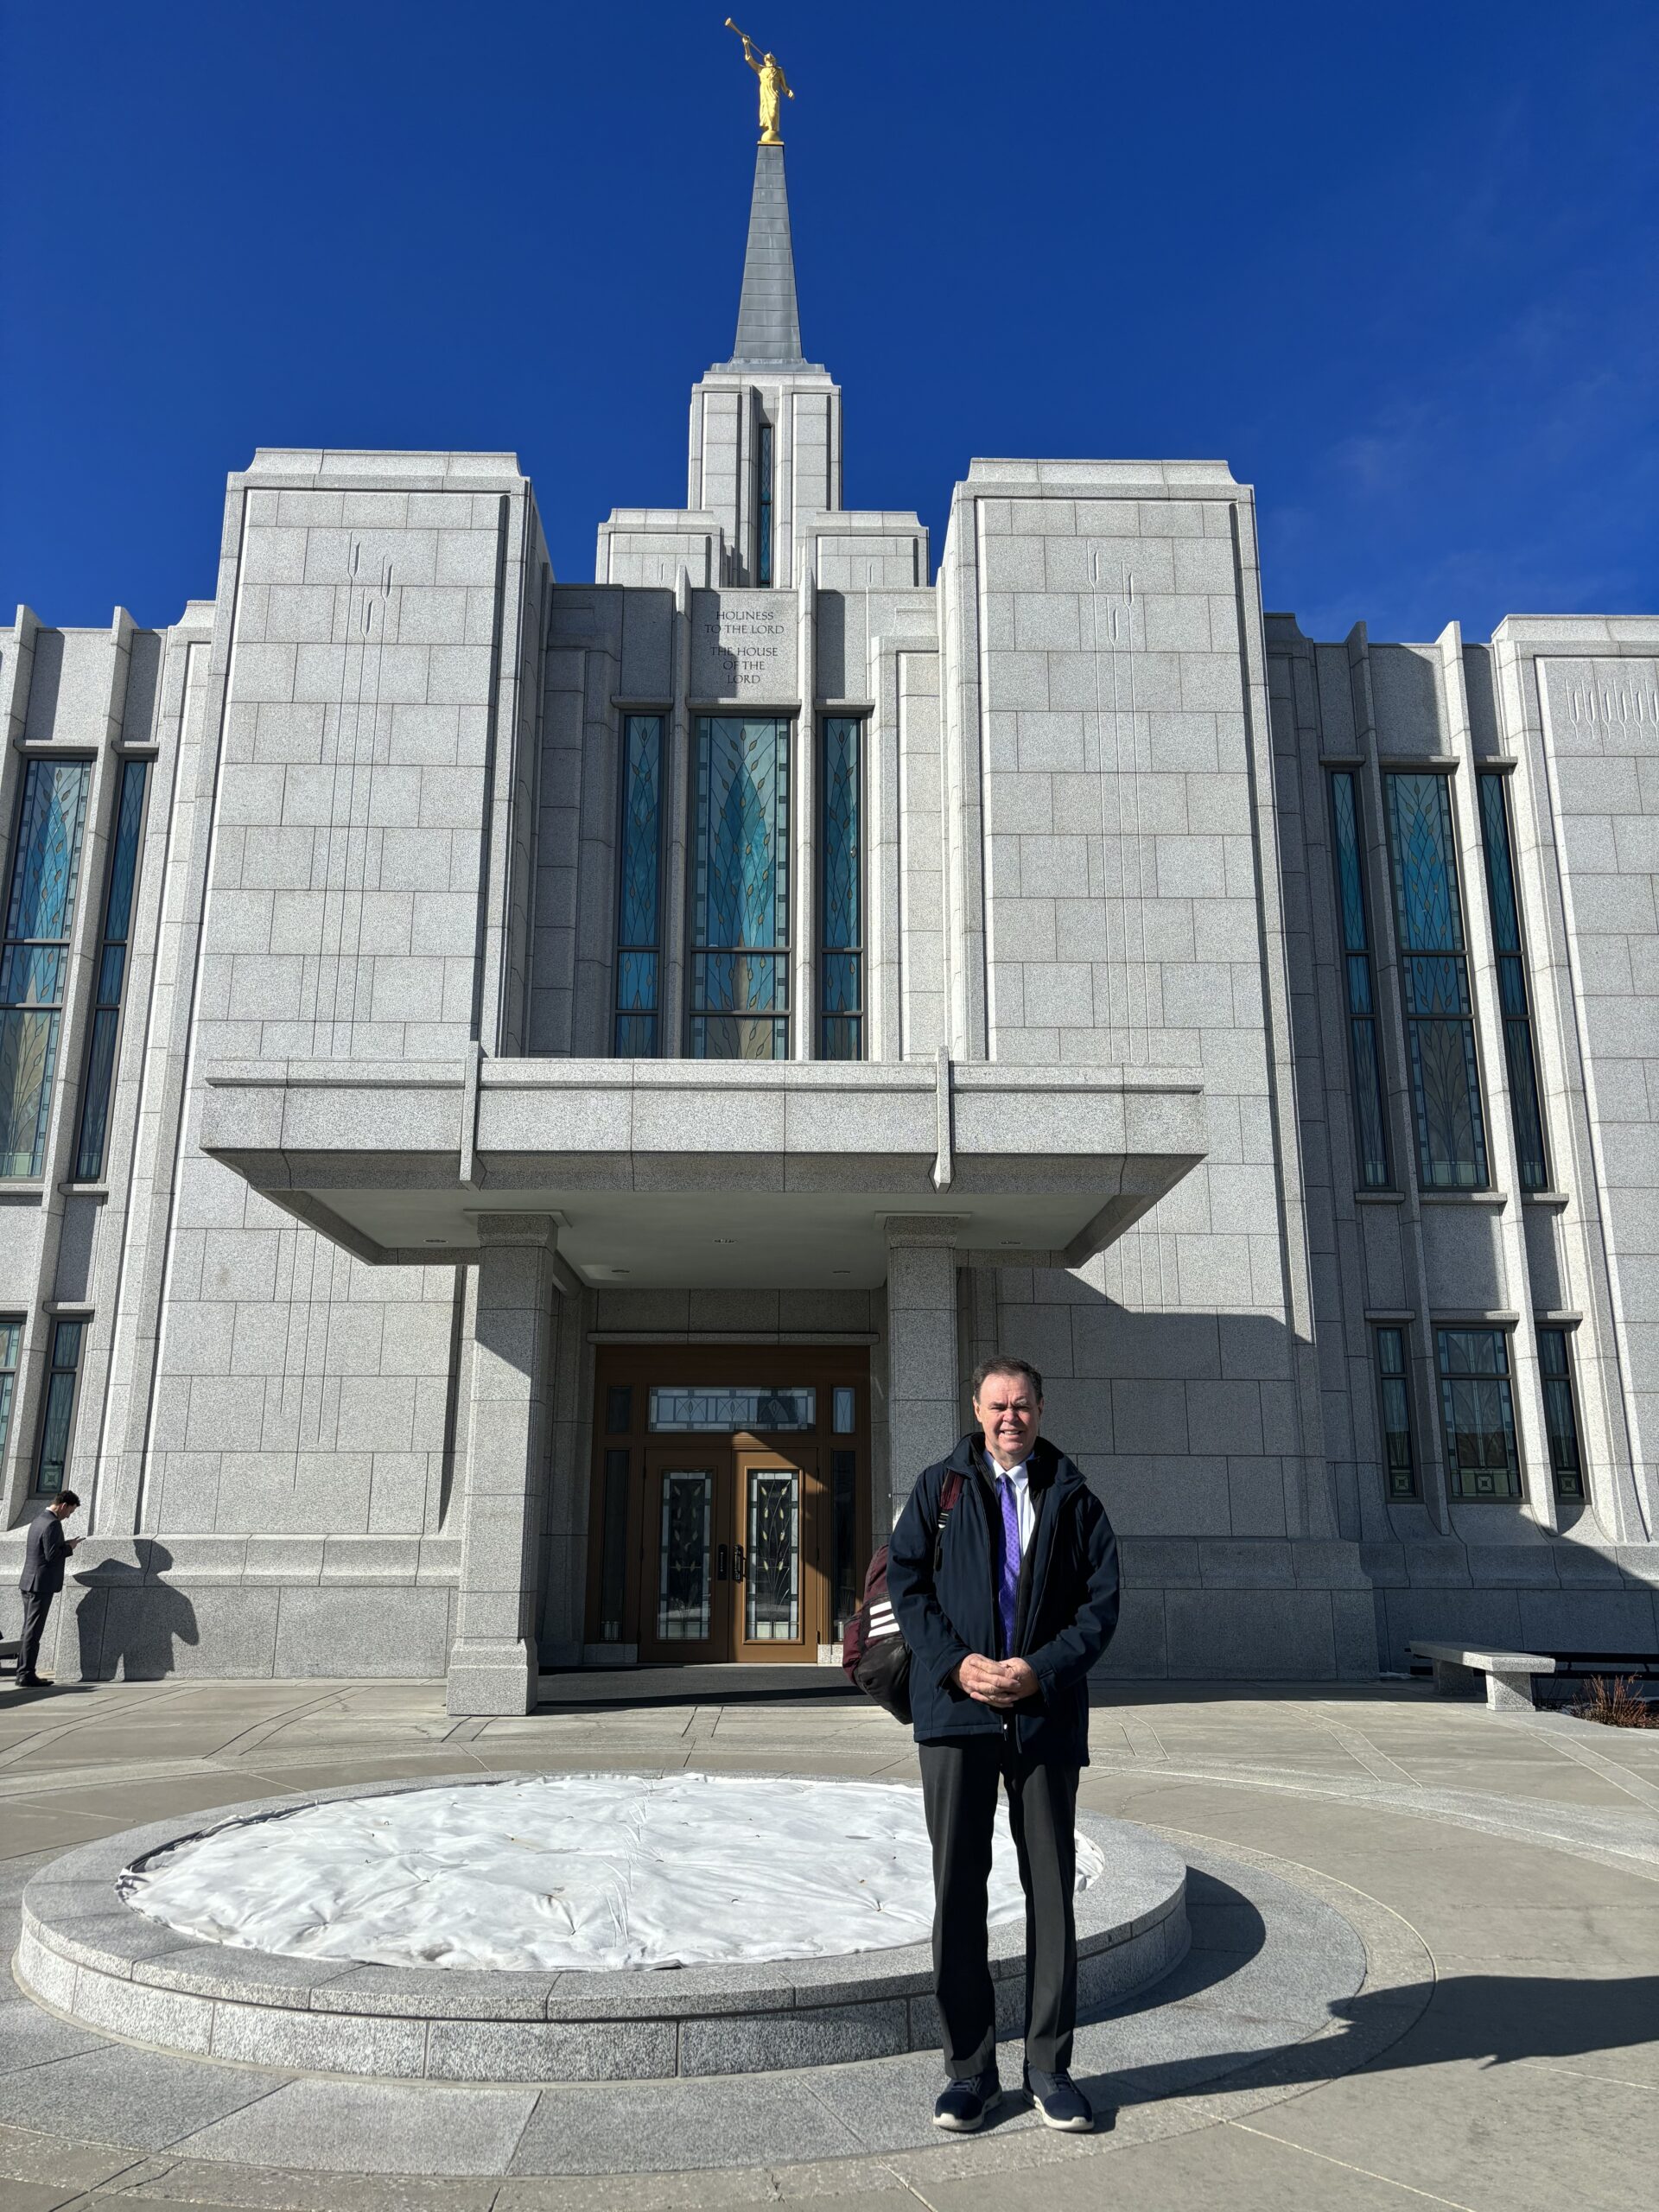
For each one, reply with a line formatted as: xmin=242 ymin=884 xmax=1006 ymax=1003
xmin=3 ymin=146 xmax=1656 ymax=1701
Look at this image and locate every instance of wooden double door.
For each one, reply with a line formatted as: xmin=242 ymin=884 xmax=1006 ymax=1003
xmin=587 ymin=1349 xmax=869 ymax=1665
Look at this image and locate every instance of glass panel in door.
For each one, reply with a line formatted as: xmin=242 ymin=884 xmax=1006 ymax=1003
xmin=745 ymin=1466 xmax=800 ymax=1642
xmin=639 ymin=1452 xmax=731 ymax=1662
xmin=733 ymin=1448 xmax=815 ymax=1660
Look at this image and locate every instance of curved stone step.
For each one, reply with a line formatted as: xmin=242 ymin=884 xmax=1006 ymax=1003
xmin=15 ymin=1770 xmax=1189 ymax=2082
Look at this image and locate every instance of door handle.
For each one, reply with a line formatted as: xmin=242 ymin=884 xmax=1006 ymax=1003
xmin=734 ymin=1545 xmax=746 ymax=1582
xmin=716 ymin=1544 xmax=729 ymax=1581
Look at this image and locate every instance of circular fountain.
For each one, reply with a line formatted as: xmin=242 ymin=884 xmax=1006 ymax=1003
xmin=17 ymin=1771 xmax=1189 ymax=2082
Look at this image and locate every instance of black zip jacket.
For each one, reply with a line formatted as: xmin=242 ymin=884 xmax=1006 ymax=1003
xmin=886 ymin=1431 xmax=1120 ymax=1764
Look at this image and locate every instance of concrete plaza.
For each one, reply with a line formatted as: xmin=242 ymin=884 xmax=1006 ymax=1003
xmin=1 ymin=1674 xmax=1656 ymax=2210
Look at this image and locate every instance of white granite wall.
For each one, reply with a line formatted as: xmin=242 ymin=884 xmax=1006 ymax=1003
xmin=936 ymin=464 xmax=1351 ymax=1676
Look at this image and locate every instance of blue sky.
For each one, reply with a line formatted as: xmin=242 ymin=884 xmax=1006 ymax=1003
xmin=3 ymin=0 xmax=1656 ymax=640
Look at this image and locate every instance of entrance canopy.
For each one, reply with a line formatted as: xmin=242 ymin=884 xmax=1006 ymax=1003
xmin=200 ymin=1057 xmax=1205 ymax=1288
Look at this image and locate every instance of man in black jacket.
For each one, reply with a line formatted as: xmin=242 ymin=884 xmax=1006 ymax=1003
xmin=887 ymin=1358 xmax=1118 ymax=2135
xmin=16 ymin=1491 xmax=80 ymax=1688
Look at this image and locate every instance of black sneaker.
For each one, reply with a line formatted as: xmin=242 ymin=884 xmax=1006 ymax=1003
xmin=933 ymin=2069 xmax=1001 ymax=2131
xmin=1024 ymin=2067 xmax=1094 ymax=2132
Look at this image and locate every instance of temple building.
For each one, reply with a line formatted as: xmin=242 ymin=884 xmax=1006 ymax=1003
xmin=3 ymin=131 xmax=1658 ymax=1708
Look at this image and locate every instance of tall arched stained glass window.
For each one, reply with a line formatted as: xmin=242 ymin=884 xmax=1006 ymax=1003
xmin=1 ymin=758 xmax=92 ymax=1178
xmin=613 ymin=715 xmax=663 ymax=1056
xmin=1384 ymin=773 xmax=1489 ymax=1190
xmin=691 ymin=716 xmax=790 ymax=1059
xmin=820 ymin=717 xmax=862 ymax=1059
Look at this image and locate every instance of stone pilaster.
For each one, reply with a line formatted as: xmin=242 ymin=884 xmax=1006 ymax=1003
xmin=446 ymin=1214 xmax=558 ymax=1716
xmin=883 ymin=1216 xmax=967 ymax=1524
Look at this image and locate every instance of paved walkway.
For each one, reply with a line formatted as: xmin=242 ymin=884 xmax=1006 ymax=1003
xmin=1 ymin=1674 xmax=1656 ymax=2209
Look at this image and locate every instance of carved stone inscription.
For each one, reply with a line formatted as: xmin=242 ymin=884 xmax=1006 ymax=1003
xmin=690 ymin=589 xmax=798 ymax=702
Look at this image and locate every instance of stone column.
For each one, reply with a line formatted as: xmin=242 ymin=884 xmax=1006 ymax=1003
xmin=883 ymin=1216 xmax=967 ymax=1526
xmin=446 ymin=1214 xmax=557 ymax=1716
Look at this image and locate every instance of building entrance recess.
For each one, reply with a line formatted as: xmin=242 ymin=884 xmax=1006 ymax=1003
xmin=587 ymin=1346 xmax=870 ymax=1665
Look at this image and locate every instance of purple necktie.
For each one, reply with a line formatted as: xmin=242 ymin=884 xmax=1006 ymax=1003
xmin=996 ymin=1477 xmax=1021 ymax=1656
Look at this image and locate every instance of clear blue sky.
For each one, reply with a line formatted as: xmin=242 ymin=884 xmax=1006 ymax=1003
xmin=3 ymin=0 xmax=1656 ymax=641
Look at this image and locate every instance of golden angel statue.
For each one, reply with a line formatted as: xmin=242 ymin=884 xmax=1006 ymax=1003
xmin=726 ymin=20 xmax=793 ymax=144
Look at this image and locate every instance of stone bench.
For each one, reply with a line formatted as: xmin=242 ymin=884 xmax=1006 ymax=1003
xmin=1410 ymin=1641 xmax=1557 ymax=1711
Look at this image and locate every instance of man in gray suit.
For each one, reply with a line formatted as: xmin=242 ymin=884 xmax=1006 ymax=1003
xmin=16 ymin=1491 xmax=80 ymax=1688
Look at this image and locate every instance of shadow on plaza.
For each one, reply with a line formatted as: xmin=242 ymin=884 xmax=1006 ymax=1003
xmin=71 ymin=1545 xmax=200 ymax=1681
xmin=1059 ymin=1867 xmax=1659 ymax=2121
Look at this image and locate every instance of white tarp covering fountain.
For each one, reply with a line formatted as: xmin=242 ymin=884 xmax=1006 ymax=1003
xmin=120 ymin=1771 xmax=1104 ymax=1973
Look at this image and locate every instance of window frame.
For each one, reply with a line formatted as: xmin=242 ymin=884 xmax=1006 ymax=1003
xmin=0 ymin=1314 xmax=22 ymax=1466
xmin=690 ymin=714 xmax=791 ymax=1061
xmin=1 ymin=755 xmax=95 ymax=1180
xmin=1383 ymin=771 xmax=1491 ymax=1192
xmin=1434 ymin=1325 xmax=1523 ymax=1502
xmin=33 ymin=1313 xmax=87 ymax=1499
xmin=73 ymin=755 xmax=150 ymax=1181
xmin=755 ymin=416 xmax=774 ymax=588
xmin=1536 ymin=1324 xmax=1586 ymax=1501
xmin=818 ymin=715 xmax=864 ymax=1061
xmin=1476 ymin=771 xmax=1550 ymax=1192
xmin=1372 ymin=1324 xmax=1419 ymax=1499
xmin=613 ymin=712 xmax=665 ymax=1058
xmin=1328 ymin=771 xmax=1391 ymax=1188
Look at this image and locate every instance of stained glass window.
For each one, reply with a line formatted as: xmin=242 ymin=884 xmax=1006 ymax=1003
xmin=74 ymin=759 xmax=149 ymax=1180
xmin=1374 ymin=1326 xmax=1417 ymax=1498
xmin=0 ymin=1317 xmax=20 ymax=1464
xmin=1537 ymin=1327 xmax=1586 ymax=1499
xmin=821 ymin=717 xmax=863 ymax=1060
xmin=35 ymin=1315 xmax=85 ymax=1497
xmin=613 ymin=715 xmax=663 ymax=1056
xmin=756 ymin=419 xmax=774 ymax=588
xmin=1436 ymin=1327 xmax=1522 ymax=1499
xmin=1385 ymin=774 xmax=1489 ymax=1189
xmin=1 ymin=759 xmax=92 ymax=1178
xmin=1477 ymin=774 xmax=1549 ymax=1192
xmin=692 ymin=717 xmax=790 ymax=1059
xmin=1329 ymin=773 xmax=1390 ymax=1187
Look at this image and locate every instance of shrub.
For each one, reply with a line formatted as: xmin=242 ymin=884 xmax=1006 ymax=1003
xmin=1570 ymin=1675 xmax=1659 ymax=1728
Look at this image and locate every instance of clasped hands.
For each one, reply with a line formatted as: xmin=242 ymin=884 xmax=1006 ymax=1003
xmin=952 ymin=1653 xmax=1039 ymax=1707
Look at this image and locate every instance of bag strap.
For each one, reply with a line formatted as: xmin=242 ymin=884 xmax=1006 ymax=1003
xmin=933 ymin=1465 xmax=966 ymax=1573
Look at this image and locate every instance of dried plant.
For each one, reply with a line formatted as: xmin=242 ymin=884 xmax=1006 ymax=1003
xmin=1570 ymin=1675 xmax=1659 ymax=1729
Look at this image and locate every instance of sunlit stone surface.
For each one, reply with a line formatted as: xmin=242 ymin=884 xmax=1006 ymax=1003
xmin=120 ymin=1772 xmax=1104 ymax=1972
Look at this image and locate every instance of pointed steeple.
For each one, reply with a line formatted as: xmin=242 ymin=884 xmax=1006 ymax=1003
xmin=725 ymin=143 xmax=805 ymax=368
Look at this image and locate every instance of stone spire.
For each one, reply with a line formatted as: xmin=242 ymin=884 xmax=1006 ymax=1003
xmin=725 ymin=143 xmax=805 ymax=368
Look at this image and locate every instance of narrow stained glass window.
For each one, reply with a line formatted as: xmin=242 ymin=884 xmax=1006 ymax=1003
xmin=1477 ymin=773 xmax=1549 ymax=1192
xmin=74 ymin=758 xmax=149 ymax=1180
xmin=35 ymin=1315 xmax=86 ymax=1497
xmin=1329 ymin=773 xmax=1390 ymax=1187
xmin=1436 ymin=1327 xmax=1522 ymax=1500
xmin=1385 ymin=774 xmax=1489 ymax=1190
xmin=1374 ymin=1326 xmax=1417 ymax=1498
xmin=1 ymin=759 xmax=93 ymax=1178
xmin=0 ymin=1317 xmax=21 ymax=1463
xmin=692 ymin=717 xmax=790 ymax=1059
xmin=1538 ymin=1327 xmax=1586 ymax=1500
xmin=613 ymin=715 xmax=663 ymax=1056
xmin=821 ymin=717 xmax=862 ymax=1060
xmin=756 ymin=419 xmax=774 ymax=588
